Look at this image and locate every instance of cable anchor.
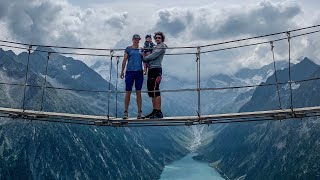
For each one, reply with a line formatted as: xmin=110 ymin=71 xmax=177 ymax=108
xmin=269 ymin=41 xmax=274 ymax=50
xmin=196 ymin=46 xmax=200 ymax=62
xmin=116 ymin=56 xmax=120 ymax=64
xmin=110 ymin=49 xmax=114 ymax=57
xmin=286 ymin=32 xmax=291 ymax=42
xmin=28 ymin=45 xmax=33 ymax=53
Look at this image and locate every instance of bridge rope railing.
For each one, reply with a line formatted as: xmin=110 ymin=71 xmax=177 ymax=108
xmin=0 ymin=24 xmax=319 ymax=126
xmin=0 ymin=76 xmax=319 ymax=94
xmin=2 ymin=28 xmax=320 ymax=57
xmin=0 ymin=24 xmax=319 ymax=52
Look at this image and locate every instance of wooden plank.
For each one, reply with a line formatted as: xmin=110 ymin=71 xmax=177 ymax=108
xmin=0 ymin=107 xmax=113 ymax=121
xmin=0 ymin=106 xmax=320 ymax=126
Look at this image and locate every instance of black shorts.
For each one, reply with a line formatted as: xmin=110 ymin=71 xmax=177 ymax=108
xmin=147 ymin=68 xmax=162 ymax=97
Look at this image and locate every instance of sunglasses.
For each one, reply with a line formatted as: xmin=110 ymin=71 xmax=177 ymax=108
xmin=155 ymin=36 xmax=162 ymax=39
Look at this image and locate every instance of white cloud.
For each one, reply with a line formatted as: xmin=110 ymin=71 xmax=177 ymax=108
xmin=155 ymin=0 xmax=320 ymax=80
xmin=104 ymin=12 xmax=128 ymax=30
xmin=152 ymin=1 xmax=301 ymax=42
xmin=152 ymin=8 xmax=194 ymax=36
xmin=197 ymin=0 xmax=300 ymax=39
xmin=0 ymin=0 xmax=130 ymax=49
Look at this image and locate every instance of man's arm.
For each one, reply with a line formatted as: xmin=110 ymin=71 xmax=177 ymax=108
xmin=120 ymin=52 xmax=128 ymax=79
xmin=143 ymin=48 xmax=164 ymax=62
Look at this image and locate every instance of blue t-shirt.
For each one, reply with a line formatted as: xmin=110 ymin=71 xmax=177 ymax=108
xmin=125 ymin=46 xmax=143 ymax=71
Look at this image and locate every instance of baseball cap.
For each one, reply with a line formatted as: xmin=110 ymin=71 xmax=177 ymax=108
xmin=145 ymin=34 xmax=152 ymax=38
xmin=132 ymin=34 xmax=141 ymax=39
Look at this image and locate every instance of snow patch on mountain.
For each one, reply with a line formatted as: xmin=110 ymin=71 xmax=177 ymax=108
xmin=72 ymin=74 xmax=81 ymax=79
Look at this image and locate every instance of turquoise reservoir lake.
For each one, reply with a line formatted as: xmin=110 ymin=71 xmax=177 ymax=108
xmin=160 ymin=153 xmax=224 ymax=180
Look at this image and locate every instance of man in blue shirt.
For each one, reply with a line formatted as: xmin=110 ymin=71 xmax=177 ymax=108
xmin=120 ymin=34 xmax=145 ymax=119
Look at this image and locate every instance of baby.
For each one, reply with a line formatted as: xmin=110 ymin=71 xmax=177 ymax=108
xmin=143 ymin=34 xmax=155 ymax=75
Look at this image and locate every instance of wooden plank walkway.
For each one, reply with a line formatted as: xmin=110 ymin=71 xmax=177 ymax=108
xmin=0 ymin=106 xmax=319 ymax=127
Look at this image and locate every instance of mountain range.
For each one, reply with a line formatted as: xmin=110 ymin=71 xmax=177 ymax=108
xmin=195 ymin=57 xmax=320 ymax=179
xmin=0 ymin=48 xmax=192 ymax=179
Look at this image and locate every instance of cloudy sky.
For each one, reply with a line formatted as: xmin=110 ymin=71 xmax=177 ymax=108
xmin=0 ymin=0 xmax=320 ymax=80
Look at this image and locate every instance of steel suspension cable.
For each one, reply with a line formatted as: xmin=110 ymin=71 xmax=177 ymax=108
xmin=194 ymin=29 xmax=320 ymax=54
xmin=1 ymin=73 xmax=320 ymax=95
xmin=107 ymin=50 xmax=114 ymax=121
xmin=270 ymin=42 xmax=283 ymax=110
xmin=196 ymin=47 xmax=201 ymax=117
xmin=22 ymin=45 xmax=32 ymax=111
xmin=0 ymin=28 xmax=319 ymax=57
xmin=40 ymin=52 xmax=51 ymax=111
xmin=286 ymin=32 xmax=294 ymax=112
xmin=0 ymin=24 xmax=319 ymax=51
xmin=115 ymin=56 xmax=120 ymax=118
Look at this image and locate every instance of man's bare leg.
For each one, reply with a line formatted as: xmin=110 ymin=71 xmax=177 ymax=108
xmin=124 ymin=91 xmax=131 ymax=112
xmin=136 ymin=91 xmax=142 ymax=112
xmin=152 ymin=97 xmax=156 ymax=109
xmin=155 ymin=96 xmax=161 ymax=111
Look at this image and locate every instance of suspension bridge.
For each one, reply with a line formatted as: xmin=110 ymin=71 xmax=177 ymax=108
xmin=0 ymin=25 xmax=320 ymax=127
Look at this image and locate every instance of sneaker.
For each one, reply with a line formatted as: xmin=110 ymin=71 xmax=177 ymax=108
xmin=150 ymin=111 xmax=163 ymax=119
xmin=145 ymin=109 xmax=157 ymax=118
xmin=123 ymin=111 xmax=128 ymax=119
xmin=137 ymin=111 xmax=145 ymax=119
